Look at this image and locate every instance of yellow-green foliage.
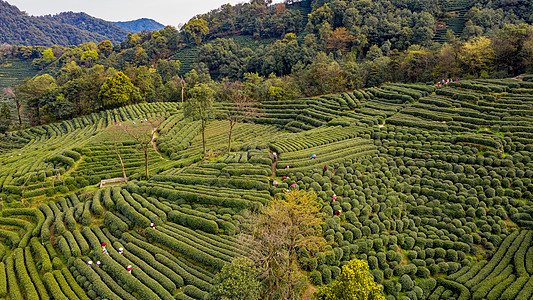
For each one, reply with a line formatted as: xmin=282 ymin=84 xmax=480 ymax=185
xmin=315 ymin=259 xmax=385 ymax=300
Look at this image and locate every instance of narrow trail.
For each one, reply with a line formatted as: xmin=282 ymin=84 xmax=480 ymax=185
xmin=151 ymin=128 xmax=169 ymax=162
xmin=271 ymin=160 xmax=277 ymax=178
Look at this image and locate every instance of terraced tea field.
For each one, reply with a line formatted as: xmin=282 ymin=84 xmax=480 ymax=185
xmin=0 ymin=58 xmax=40 ymax=90
xmin=0 ymin=78 xmax=532 ymax=299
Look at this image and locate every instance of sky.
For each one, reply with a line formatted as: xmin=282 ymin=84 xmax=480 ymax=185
xmin=7 ymin=0 xmax=283 ymax=29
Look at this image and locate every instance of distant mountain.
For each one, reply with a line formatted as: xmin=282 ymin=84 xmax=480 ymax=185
xmin=42 ymin=11 xmax=129 ymax=43
xmin=112 ymin=18 xmax=165 ymax=33
xmin=0 ymin=1 xmax=128 ymax=46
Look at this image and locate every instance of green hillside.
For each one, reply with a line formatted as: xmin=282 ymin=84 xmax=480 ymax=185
xmin=171 ymin=36 xmax=276 ymax=77
xmin=0 ymin=58 xmax=38 ymax=90
xmin=112 ymin=18 xmax=166 ymax=33
xmin=434 ymin=0 xmax=473 ymax=42
xmin=0 ymin=78 xmax=532 ymax=299
xmin=170 ymin=47 xmax=199 ymax=77
xmin=0 ymin=1 xmax=128 ymax=46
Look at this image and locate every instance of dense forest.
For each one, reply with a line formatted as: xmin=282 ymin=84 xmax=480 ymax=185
xmin=0 ymin=0 xmax=532 ymax=128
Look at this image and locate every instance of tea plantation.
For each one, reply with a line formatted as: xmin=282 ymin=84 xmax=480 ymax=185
xmin=0 ymin=78 xmax=532 ymax=299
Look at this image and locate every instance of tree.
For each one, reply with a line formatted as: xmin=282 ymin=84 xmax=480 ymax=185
xmin=156 ymin=59 xmax=181 ymax=83
xmin=434 ymin=43 xmax=461 ymax=79
xmin=101 ymin=124 xmax=130 ymax=182
xmin=225 ymin=92 xmax=261 ymax=153
xmin=315 ymin=259 xmax=385 ymax=300
xmin=183 ymin=18 xmax=209 ymax=46
xmin=298 ymin=52 xmax=347 ymax=96
xmin=326 ymin=27 xmax=356 ymax=53
xmin=97 ymin=40 xmax=113 ymax=56
xmin=209 ymin=257 xmax=262 ymax=300
xmin=458 ymin=36 xmax=495 ymax=76
xmin=32 ymin=48 xmax=56 ymax=69
xmin=15 ymin=74 xmax=56 ymax=125
xmin=243 ymin=190 xmax=325 ymax=300
xmin=0 ymin=102 xmax=11 ymax=134
xmin=183 ymin=83 xmax=214 ymax=159
xmin=81 ymin=50 xmax=98 ymax=67
xmin=492 ymin=24 xmax=533 ymax=75
xmin=98 ymin=71 xmax=140 ymax=109
xmin=42 ymin=48 xmax=55 ymax=62
xmin=177 ymin=76 xmax=186 ymax=103
xmin=2 ymin=87 xmax=20 ymax=126
xmin=118 ymin=118 xmax=164 ymax=180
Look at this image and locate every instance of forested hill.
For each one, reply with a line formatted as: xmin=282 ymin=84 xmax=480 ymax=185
xmin=112 ymin=18 xmax=166 ymax=33
xmin=2 ymin=0 xmax=533 ymax=127
xmin=0 ymin=1 xmax=128 ymax=46
xmin=42 ymin=12 xmax=129 ymax=42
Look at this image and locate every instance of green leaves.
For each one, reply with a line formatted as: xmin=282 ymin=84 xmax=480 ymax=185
xmin=183 ymin=83 xmax=214 ymax=122
xmin=98 ymin=72 xmax=140 ymax=109
xmin=209 ymin=258 xmax=261 ymax=300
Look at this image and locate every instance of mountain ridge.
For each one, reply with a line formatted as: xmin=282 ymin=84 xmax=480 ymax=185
xmin=0 ymin=1 xmax=163 ymax=46
xmin=111 ymin=18 xmax=165 ymax=33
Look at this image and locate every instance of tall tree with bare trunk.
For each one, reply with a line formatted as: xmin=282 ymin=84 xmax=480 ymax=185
xmin=100 ymin=124 xmax=129 ymax=182
xmin=119 ymin=117 xmax=164 ymax=180
xmin=183 ymin=83 xmax=214 ymax=159
xmin=225 ymin=92 xmax=262 ymax=153
xmin=2 ymin=87 xmax=21 ymax=126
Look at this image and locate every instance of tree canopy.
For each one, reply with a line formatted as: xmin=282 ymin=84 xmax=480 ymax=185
xmin=209 ymin=257 xmax=262 ymax=300
xmin=98 ymin=71 xmax=140 ymax=109
xmin=315 ymin=259 xmax=386 ymax=300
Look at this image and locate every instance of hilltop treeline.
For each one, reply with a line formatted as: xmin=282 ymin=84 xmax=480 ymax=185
xmin=0 ymin=1 xmax=129 ymax=46
xmin=1 ymin=0 xmax=532 ymax=127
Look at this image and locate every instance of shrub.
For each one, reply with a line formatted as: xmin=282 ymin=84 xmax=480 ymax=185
xmin=43 ymin=272 xmax=68 ymax=300
xmin=91 ymin=264 xmax=136 ymax=300
xmin=500 ymin=276 xmax=529 ymax=300
xmin=60 ymin=267 xmax=90 ymax=300
xmin=486 ymin=273 xmax=516 ymax=300
xmin=103 ymin=187 xmax=114 ymax=210
xmin=120 ymin=243 xmax=177 ymax=293
xmin=91 ymin=189 xmax=104 ymax=216
xmin=310 ymin=270 xmax=322 ymax=285
xmin=53 ymin=269 xmax=81 ymax=300
xmin=145 ymin=228 xmax=225 ymax=270
xmin=373 ymin=269 xmax=384 ymax=284
xmin=168 ymin=210 xmax=219 ymax=234
xmin=126 ymin=242 xmax=184 ymax=288
xmin=72 ymin=230 xmax=90 ymax=256
xmin=322 ymin=268 xmax=332 ymax=284
xmin=2 ymin=208 xmax=45 ymax=237
xmin=0 ymin=262 xmax=5 ymax=298
xmin=471 ymin=265 xmax=513 ymax=299
xmin=104 ymin=211 xmax=129 ymax=236
xmin=183 ymin=285 xmax=209 ymax=299
xmin=384 ymin=280 xmax=401 ymax=297
xmin=31 ymin=237 xmax=52 ymax=272
xmin=112 ymin=187 xmax=151 ymax=228
xmin=94 ymin=251 xmax=164 ymax=300
xmin=417 ymin=278 xmax=436 ymax=299
xmin=14 ymin=248 xmax=39 ymax=300
xmin=154 ymin=254 xmax=213 ymax=292
xmin=436 ymin=278 xmax=470 ymax=300
xmin=62 ymin=231 xmax=81 ymax=257
xmin=400 ymin=274 xmax=414 ymax=291
xmin=6 ymin=256 xmax=23 ymax=299
xmin=39 ymin=204 xmax=54 ymax=240
xmin=52 ymin=257 xmax=62 ymax=270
